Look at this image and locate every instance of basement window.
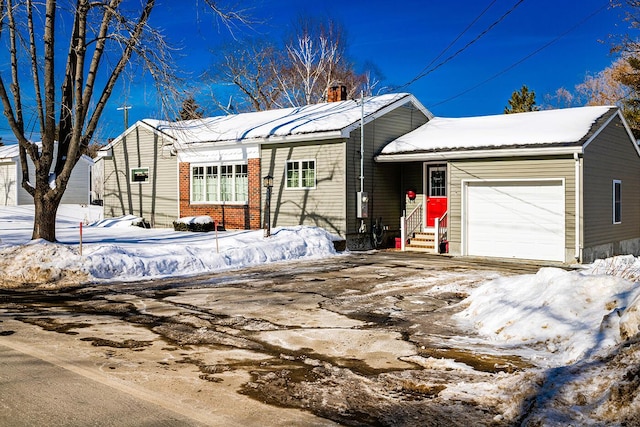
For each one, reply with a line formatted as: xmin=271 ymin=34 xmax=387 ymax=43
xmin=613 ymin=180 xmax=622 ymax=224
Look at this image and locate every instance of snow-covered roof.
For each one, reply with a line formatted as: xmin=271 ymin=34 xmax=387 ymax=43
xmin=133 ymin=93 xmax=429 ymax=147
xmin=0 ymin=144 xmax=20 ymax=160
xmin=378 ymin=106 xmax=621 ymax=160
xmin=0 ymin=143 xmax=94 ymax=164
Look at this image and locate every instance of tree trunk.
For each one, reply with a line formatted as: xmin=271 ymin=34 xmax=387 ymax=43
xmin=32 ymin=194 xmax=60 ymax=241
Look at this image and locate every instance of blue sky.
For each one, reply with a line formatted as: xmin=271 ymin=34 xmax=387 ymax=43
xmin=0 ymin=0 xmax=625 ymax=144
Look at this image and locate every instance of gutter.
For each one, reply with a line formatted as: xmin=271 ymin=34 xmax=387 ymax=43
xmin=375 ymin=145 xmax=583 ymax=162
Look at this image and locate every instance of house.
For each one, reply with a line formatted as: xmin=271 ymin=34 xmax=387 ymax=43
xmin=101 ymin=91 xmax=432 ymax=247
xmin=100 ymin=121 xmax=179 ymax=227
xmin=0 ymin=143 xmax=93 ymax=206
xmin=376 ymin=106 xmax=640 ymax=263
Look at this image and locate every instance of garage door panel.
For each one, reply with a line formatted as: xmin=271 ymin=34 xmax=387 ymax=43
xmin=466 ymin=181 xmax=564 ymax=262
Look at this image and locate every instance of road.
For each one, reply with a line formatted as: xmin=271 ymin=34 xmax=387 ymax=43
xmin=0 ymin=251 xmax=547 ymax=426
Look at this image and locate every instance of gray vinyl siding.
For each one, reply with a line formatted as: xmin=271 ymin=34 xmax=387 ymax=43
xmin=346 ymin=104 xmax=429 ymax=235
xmin=261 ymin=139 xmax=347 ymax=236
xmin=582 ymin=115 xmax=640 ymax=253
xmin=261 ymin=101 xmax=428 ymax=239
xmin=102 ymin=126 xmax=178 ymax=228
xmin=449 ymin=157 xmax=576 ymax=260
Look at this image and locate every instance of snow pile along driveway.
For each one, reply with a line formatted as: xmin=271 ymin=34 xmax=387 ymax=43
xmin=455 ymin=266 xmax=640 ymax=367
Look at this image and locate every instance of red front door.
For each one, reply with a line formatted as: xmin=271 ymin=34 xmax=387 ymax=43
xmin=426 ymin=165 xmax=447 ymax=227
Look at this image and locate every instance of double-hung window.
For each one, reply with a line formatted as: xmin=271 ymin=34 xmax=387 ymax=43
xmin=191 ymin=163 xmax=248 ymax=203
xmin=286 ymin=160 xmax=315 ymax=189
xmin=613 ymin=180 xmax=622 ymax=224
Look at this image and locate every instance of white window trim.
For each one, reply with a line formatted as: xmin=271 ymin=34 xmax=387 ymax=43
xmin=613 ymin=179 xmax=622 ymax=224
xmin=130 ymin=167 xmax=150 ymax=184
xmin=285 ymin=159 xmax=317 ymax=190
xmin=190 ymin=162 xmax=248 ymax=205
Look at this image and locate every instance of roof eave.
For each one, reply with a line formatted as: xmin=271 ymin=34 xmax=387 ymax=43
xmin=341 ymin=94 xmax=434 ymax=136
xmin=375 ymin=145 xmax=583 ymax=162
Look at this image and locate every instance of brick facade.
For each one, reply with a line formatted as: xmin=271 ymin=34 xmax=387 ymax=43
xmin=179 ymin=158 xmax=262 ymax=230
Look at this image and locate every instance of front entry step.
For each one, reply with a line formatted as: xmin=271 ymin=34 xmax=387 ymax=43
xmin=406 ymin=231 xmax=436 ymax=253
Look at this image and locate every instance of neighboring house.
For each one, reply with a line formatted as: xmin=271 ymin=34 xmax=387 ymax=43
xmin=376 ymin=105 xmax=640 ymax=263
xmin=101 ymin=91 xmax=432 ymax=247
xmin=0 ymin=143 xmax=93 ymax=206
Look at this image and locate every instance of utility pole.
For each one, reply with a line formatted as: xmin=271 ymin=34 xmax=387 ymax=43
xmin=117 ymin=105 xmax=132 ymax=130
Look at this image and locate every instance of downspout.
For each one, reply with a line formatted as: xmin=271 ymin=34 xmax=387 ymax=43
xmin=359 ymin=91 xmax=365 ymax=233
xmin=574 ymin=152 xmax=581 ymax=262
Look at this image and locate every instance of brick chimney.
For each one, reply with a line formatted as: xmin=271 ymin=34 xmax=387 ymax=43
xmin=327 ymin=84 xmax=347 ymax=102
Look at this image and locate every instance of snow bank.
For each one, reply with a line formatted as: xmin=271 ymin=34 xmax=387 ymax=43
xmin=455 ymin=265 xmax=640 ymax=366
xmin=0 ymin=215 xmax=339 ymax=288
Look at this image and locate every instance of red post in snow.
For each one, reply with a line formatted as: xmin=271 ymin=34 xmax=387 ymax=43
xmin=215 ymin=221 xmax=219 ymax=254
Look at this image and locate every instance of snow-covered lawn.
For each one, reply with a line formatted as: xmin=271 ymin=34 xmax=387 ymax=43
xmin=0 ymin=205 xmax=340 ymax=285
xmin=2 ymin=204 xmax=640 ymax=424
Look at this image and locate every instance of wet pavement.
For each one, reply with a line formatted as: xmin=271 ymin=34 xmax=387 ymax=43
xmin=0 ymin=251 xmax=550 ymax=426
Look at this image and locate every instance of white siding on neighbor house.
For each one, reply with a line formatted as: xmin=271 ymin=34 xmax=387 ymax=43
xmin=10 ymin=156 xmax=92 ymax=206
xmin=0 ymin=162 xmax=17 ymax=206
xmin=60 ymin=161 xmax=92 ymax=204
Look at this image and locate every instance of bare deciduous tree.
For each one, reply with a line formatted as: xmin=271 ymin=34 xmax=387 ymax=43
xmin=0 ymin=0 xmax=247 ymax=242
xmin=576 ymin=58 xmax=632 ymax=106
xmin=210 ymin=17 xmax=378 ymax=111
xmin=209 ymin=38 xmax=284 ymax=112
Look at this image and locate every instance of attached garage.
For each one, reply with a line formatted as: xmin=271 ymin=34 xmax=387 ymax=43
xmin=464 ymin=180 xmax=565 ymax=261
xmin=378 ymin=105 xmax=640 ymax=263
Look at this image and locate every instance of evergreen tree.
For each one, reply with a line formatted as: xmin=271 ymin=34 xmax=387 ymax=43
xmin=504 ymin=85 xmax=538 ymax=114
xmin=177 ymin=96 xmax=204 ymax=121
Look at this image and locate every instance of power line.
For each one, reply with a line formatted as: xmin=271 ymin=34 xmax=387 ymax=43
xmin=396 ymin=0 xmax=526 ymax=91
xmin=401 ymin=0 xmax=499 ymax=89
xmin=427 ymin=2 xmax=610 ymax=109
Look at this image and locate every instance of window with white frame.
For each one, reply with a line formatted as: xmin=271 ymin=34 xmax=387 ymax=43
xmin=130 ymin=167 xmax=149 ymax=183
xmin=613 ymin=180 xmax=622 ymax=224
xmin=286 ymin=160 xmax=315 ymax=189
xmin=191 ymin=163 xmax=248 ymax=203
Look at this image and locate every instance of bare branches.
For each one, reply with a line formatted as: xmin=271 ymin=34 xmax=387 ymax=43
xmin=0 ymin=0 xmax=250 ymax=241
xmin=209 ymin=17 xmax=378 ymax=111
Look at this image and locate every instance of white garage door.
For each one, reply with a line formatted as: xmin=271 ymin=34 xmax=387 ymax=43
xmin=465 ymin=180 xmax=565 ymax=262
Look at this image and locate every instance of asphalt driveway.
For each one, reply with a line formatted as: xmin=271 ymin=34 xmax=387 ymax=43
xmin=0 ymin=251 xmax=548 ymax=426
